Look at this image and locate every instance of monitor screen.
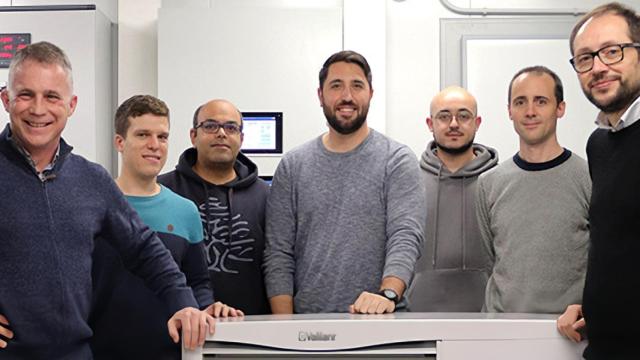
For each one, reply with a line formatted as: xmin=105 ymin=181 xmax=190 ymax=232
xmin=241 ymin=112 xmax=283 ymax=154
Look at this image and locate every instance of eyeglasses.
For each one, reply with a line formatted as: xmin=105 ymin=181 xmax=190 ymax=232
xmin=433 ymin=110 xmax=475 ymax=125
xmin=570 ymin=43 xmax=640 ymax=73
xmin=194 ymin=119 xmax=242 ymax=135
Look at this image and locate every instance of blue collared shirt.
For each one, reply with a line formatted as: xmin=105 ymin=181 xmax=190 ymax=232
xmin=7 ymin=126 xmax=60 ymax=181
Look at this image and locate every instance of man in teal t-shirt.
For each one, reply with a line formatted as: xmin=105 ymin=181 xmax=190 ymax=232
xmin=90 ymin=95 xmax=242 ymax=360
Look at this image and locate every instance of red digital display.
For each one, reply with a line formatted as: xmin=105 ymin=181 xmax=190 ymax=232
xmin=0 ymin=34 xmax=31 ymax=68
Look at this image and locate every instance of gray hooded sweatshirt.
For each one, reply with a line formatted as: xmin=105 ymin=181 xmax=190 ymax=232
xmin=407 ymin=141 xmax=498 ymax=312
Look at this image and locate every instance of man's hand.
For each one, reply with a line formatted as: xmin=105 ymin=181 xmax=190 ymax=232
xmin=205 ymin=302 xmax=244 ymax=318
xmin=557 ymin=304 xmax=586 ymax=342
xmin=167 ymin=307 xmax=215 ymax=350
xmin=0 ymin=314 xmax=14 ymax=349
xmin=349 ymin=291 xmax=395 ymax=314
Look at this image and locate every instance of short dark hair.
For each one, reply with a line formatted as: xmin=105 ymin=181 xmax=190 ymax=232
xmin=8 ymin=41 xmax=73 ymax=90
xmin=192 ymin=105 xmax=203 ymax=128
xmin=508 ymin=65 xmax=564 ymax=105
xmin=318 ymin=50 xmax=372 ymax=89
xmin=115 ymin=95 xmax=170 ymax=137
xmin=570 ymin=2 xmax=640 ymax=55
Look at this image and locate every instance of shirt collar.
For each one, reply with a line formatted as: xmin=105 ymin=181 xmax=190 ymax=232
xmin=595 ymin=95 xmax=640 ymax=132
xmin=7 ymin=126 xmax=60 ymax=174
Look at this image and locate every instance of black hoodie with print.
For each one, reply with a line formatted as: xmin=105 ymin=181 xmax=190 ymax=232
xmin=159 ymin=148 xmax=270 ymax=314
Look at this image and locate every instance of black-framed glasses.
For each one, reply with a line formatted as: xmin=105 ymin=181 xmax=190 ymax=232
xmin=570 ymin=43 xmax=640 ymax=73
xmin=194 ymin=119 xmax=242 ymax=135
xmin=433 ymin=110 xmax=475 ymax=125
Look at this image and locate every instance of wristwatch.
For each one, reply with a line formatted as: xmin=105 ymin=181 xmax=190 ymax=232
xmin=377 ymin=289 xmax=400 ymax=304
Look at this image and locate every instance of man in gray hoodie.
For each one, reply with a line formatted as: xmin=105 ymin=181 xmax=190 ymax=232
xmin=406 ymin=86 xmax=498 ymax=312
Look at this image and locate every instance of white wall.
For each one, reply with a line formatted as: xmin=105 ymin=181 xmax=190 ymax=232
xmin=116 ymin=0 xmax=640 ymax=169
xmin=157 ymin=0 xmax=343 ymax=175
xmin=386 ymin=0 xmax=463 ymax=156
xmin=385 ymin=0 xmax=635 ymax=158
xmin=4 ymin=0 xmax=638 ymax=169
xmin=117 ymin=0 xmax=160 ymax=101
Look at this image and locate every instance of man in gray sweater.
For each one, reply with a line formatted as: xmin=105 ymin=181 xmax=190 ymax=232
xmin=263 ymin=50 xmax=425 ymax=314
xmin=407 ymin=86 xmax=498 ymax=312
xmin=476 ymin=66 xmax=591 ymax=314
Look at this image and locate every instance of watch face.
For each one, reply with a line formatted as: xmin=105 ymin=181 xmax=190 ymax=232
xmin=383 ymin=289 xmax=398 ymax=301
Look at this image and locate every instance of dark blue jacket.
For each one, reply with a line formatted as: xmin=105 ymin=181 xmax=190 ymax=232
xmin=0 ymin=125 xmax=198 ymax=359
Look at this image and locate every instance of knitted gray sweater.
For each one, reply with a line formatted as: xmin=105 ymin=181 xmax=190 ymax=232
xmin=264 ymin=129 xmax=425 ymax=313
xmin=476 ymin=150 xmax=590 ymax=314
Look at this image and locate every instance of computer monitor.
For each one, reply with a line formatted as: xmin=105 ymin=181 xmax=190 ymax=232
xmin=241 ymin=112 xmax=283 ymax=154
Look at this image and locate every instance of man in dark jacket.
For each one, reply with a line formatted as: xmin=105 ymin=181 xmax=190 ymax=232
xmin=159 ymin=99 xmax=270 ymax=315
xmin=0 ymin=42 xmax=213 ymax=359
xmin=406 ymin=86 xmax=498 ymax=312
xmin=558 ymin=3 xmax=640 ymax=359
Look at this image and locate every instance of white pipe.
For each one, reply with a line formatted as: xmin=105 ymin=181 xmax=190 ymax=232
xmin=439 ymin=0 xmax=587 ymax=16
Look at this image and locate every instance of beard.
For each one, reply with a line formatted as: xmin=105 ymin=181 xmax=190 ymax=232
xmin=435 ymin=136 xmax=475 ymax=155
xmin=584 ymin=74 xmax=640 ymax=113
xmin=323 ymin=101 xmax=369 ymax=135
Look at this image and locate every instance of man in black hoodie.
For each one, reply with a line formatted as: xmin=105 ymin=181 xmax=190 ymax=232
xmin=159 ymin=99 xmax=271 ymax=314
xmin=406 ymin=86 xmax=498 ymax=312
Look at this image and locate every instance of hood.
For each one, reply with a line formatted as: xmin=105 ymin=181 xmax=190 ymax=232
xmin=420 ymin=141 xmax=498 ymax=178
xmin=174 ymin=147 xmax=259 ymax=189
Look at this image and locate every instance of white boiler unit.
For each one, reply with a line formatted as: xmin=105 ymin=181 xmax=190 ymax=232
xmin=183 ymin=313 xmax=585 ymax=359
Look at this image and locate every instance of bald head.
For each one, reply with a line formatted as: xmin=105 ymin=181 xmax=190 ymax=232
xmin=430 ymin=86 xmax=478 ymax=117
xmin=192 ymin=99 xmax=242 ymax=128
xmin=427 ymin=86 xmax=481 ymax=156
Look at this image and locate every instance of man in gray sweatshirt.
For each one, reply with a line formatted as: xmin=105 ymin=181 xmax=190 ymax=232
xmin=476 ymin=66 xmax=591 ymax=314
xmin=263 ymin=50 xmax=425 ymax=314
xmin=406 ymin=86 xmax=498 ymax=312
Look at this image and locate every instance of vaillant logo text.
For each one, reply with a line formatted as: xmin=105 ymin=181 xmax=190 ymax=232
xmin=298 ymin=331 xmax=337 ymax=342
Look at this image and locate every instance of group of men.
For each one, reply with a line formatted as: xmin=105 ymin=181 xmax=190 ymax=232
xmin=0 ymin=1 xmax=638 ymax=359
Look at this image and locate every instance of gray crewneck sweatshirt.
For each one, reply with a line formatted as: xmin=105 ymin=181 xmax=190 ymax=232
xmin=264 ymin=129 xmax=425 ymax=313
xmin=476 ymin=150 xmax=590 ymax=314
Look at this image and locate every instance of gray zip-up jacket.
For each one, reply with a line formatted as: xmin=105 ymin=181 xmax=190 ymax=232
xmin=406 ymin=141 xmax=498 ymax=312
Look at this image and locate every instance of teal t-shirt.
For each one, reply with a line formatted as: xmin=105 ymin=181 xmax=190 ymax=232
xmin=125 ymin=185 xmax=203 ymax=244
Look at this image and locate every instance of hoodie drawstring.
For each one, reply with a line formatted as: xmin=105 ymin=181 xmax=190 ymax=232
xmin=431 ymin=163 xmax=443 ymax=269
xmin=200 ymin=183 xmax=215 ymax=270
xmin=202 ymin=183 xmax=212 ymax=241
xmin=461 ymin=176 xmax=467 ymax=270
xmin=227 ymin=188 xmax=234 ymax=246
